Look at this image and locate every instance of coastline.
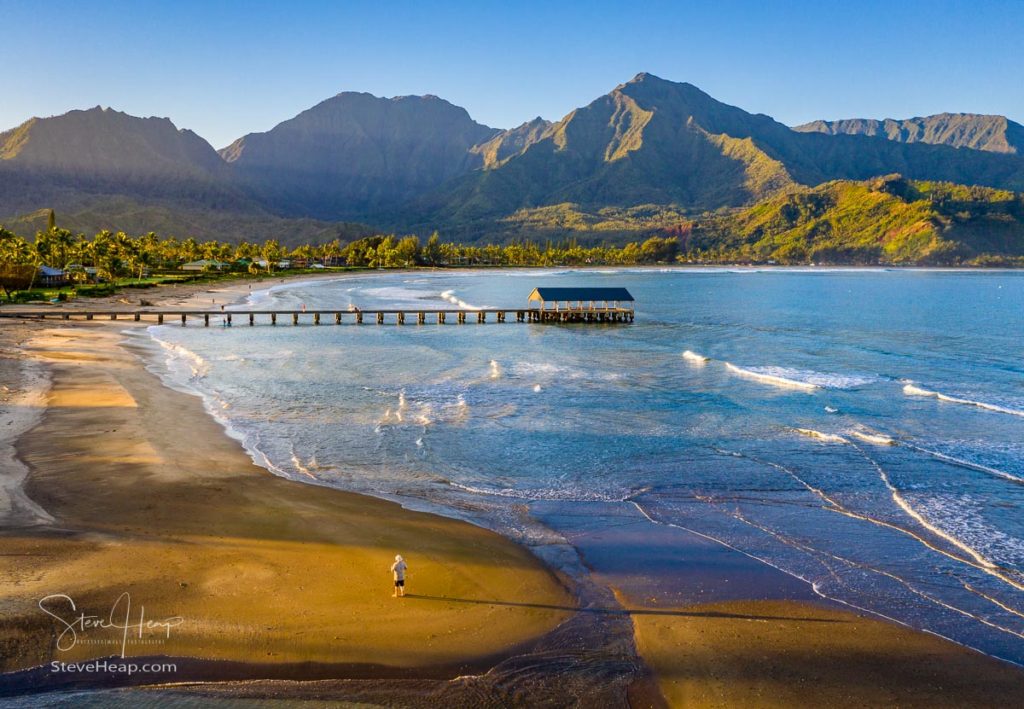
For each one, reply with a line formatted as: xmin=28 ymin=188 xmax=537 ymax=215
xmin=2 ymin=273 xmax=1023 ymax=706
xmin=0 ymin=273 xmax=578 ymax=696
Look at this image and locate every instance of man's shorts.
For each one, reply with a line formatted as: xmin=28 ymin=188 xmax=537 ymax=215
xmin=395 ymin=579 xmax=405 ymax=587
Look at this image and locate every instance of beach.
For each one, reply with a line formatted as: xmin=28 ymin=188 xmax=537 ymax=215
xmin=2 ymin=272 xmax=1024 ymax=706
xmin=0 ymin=276 xmax=575 ymax=695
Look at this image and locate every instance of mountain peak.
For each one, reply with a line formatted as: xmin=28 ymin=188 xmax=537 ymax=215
xmin=628 ymin=71 xmax=667 ymax=84
xmin=220 ymin=90 xmax=499 ymax=220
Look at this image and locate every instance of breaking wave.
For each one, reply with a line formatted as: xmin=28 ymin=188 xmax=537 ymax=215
xmin=682 ymin=350 xmax=710 ymax=365
xmin=440 ymin=289 xmax=484 ymax=310
xmin=848 ymin=428 xmax=897 ymax=446
xmin=903 ymin=384 xmax=1024 ymax=418
xmin=794 ymin=428 xmax=848 ymax=444
xmin=153 ymin=337 xmax=209 ymax=379
xmin=726 ymin=364 xmax=877 ymax=391
xmin=724 ymin=364 xmax=819 ymax=391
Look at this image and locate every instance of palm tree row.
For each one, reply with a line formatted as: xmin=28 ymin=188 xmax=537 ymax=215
xmin=0 ymin=225 xmax=683 ymax=282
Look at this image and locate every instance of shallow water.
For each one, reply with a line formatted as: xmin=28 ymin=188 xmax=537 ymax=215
xmin=144 ymin=268 xmax=1024 ymax=665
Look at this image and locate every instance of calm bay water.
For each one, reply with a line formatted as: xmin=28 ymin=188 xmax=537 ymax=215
xmin=143 ymin=268 xmax=1024 ymax=665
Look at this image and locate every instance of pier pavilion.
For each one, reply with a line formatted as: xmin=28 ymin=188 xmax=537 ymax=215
xmin=526 ymin=287 xmax=635 ymax=323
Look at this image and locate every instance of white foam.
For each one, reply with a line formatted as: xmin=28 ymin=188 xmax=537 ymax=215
xmin=416 ymin=403 xmax=434 ymax=426
xmin=489 ymin=359 xmax=502 ymax=379
xmin=794 ymin=428 xmax=848 ymax=444
xmin=682 ymin=350 xmax=710 ymax=365
xmin=849 ymin=429 xmax=897 ymax=446
xmin=152 ymin=335 xmax=209 ymax=379
xmin=512 ymin=361 xmax=622 ymax=382
xmin=396 ymin=390 xmax=408 ymax=422
xmin=724 ymin=363 xmax=819 ymax=391
xmin=725 ymin=363 xmax=876 ymax=391
xmin=440 ymin=289 xmax=483 ymax=310
xmin=289 ymin=450 xmax=318 ymax=480
xmin=447 ymin=480 xmax=633 ymax=503
xmin=903 ymin=383 xmax=1024 ymax=418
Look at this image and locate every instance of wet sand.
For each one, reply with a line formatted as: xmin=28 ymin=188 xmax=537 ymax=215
xmin=631 ymin=599 xmax=1024 ymax=708
xmin=540 ymin=497 xmax=1024 ymax=708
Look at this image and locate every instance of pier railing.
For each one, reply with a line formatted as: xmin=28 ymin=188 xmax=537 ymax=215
xmin=0 ymin=307 xmax=635 ymax=326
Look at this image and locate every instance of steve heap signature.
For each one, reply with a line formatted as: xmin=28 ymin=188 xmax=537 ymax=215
xmin=38 ymin=593 xmax=185 ymax=657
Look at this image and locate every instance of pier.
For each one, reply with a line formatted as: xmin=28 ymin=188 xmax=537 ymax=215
xmin=0 ymin=288 xmax=636 ymax=327
xmin=0 ymin=306 xmax=634 ymax=326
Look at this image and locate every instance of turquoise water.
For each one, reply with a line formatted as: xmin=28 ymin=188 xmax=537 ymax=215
xmin=145 ymin=268 xmax=1024 ymax=665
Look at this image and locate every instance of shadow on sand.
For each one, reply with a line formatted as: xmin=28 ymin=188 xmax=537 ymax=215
xmin=405 ymin=594 xmax=846 ymax=623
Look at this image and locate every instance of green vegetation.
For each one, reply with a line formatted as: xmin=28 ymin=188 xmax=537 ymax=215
xmin=2 ymin=174 xmax=1023 ymax=303
xmin=0 ymin=222 xmax=685 ymax=301
xmin=686 ymin=175 xmax=1024 ymax=265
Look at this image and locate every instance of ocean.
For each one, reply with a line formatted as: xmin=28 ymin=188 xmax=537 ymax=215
xmin=138 ymin=268 xmax=1024 ymax=666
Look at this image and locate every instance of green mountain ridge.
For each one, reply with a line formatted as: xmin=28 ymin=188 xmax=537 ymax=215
xmin=689 ymin=175 xmax=1024 ymax=264
xmin=1 ymin=74 xmax=1024 ymax=261
xmin=402 ymin=74 xmax=1024 ymax=235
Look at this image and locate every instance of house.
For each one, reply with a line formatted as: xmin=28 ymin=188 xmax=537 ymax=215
xmin=64 ymin=264 xmax=100 ymax=282
xmin=38 ymin=265 xmax=68 ymax=287
xmin=181 ymin=259 xmax=228 ymax=272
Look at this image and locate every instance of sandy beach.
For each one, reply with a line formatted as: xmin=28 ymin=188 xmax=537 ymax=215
xmin=0 ymin=275 xmax=575 ymax=694
xmin=1 ymin=274 xmax=1023 ymax=706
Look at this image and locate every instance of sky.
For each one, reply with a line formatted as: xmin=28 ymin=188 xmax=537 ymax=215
xmin=2 ymin=0 xmax=1022 ymax=149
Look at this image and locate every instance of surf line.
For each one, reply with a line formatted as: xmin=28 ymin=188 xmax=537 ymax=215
xmin=959 ymin=580 xmax=1024 ymax=622
xmin=624 ymin=499 xmax=1024 ymax=661
xmin=716 ymin=444 xmax=1024 ymax=594
xmin=904 ymin=383 xmax=1024 ymax=418
xmin=724 ymin=502 xmax=1024 ymax=642
xmin=901 ymin=442 xmax=1024 ymax=485
xmin=723 ymin=363 xmax=819 ymax=391
xmin=850 ymin=441 xmax=1024 ymax=593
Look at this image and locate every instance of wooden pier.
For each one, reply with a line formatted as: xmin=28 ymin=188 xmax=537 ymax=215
xmin=0 ymin=306 xmax=634 ymax=327
xmin=0 ymin=287 xmax=636 ymax=328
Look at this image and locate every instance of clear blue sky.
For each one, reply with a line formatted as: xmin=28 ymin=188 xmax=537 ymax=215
xmin=2 ymin=0 xmax=1021 ymax=149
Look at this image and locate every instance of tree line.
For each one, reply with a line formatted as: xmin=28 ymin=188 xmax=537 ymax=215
xmin=0 ymin=223 xmax=682 ymax=287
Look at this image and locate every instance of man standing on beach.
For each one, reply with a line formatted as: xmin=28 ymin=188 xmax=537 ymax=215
xmin=391 ymin=554 xmax=408 ymax=597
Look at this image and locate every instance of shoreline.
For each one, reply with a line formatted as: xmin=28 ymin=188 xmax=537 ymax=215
xmin=2 ymin=273 xmax=1024 ymax=705
xmin=0 ymin=308 xmax=581 ymax=697
xmin=0 ymin=330 xmax=53 ymax=528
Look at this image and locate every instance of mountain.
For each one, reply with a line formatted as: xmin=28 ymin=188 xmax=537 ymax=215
xmin=794 ymin=114 xmax=1024 ymax=155
xmin=405 ymin=74 xmax=1024 ymax=234
xmin=2 ymin=77 xmax=1024 ymax=257
xmin=0 ymin=106 xmax=226 ymax=176
xmin=220 ymin=92 xmax=499 ymax=221
xmin=0 ymin=107 xmax=377 ymax=243
xmin=470 ymin=117 xmax=553 ymax=169
xmin=0 ymin=106 xmax=269 ymax=236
